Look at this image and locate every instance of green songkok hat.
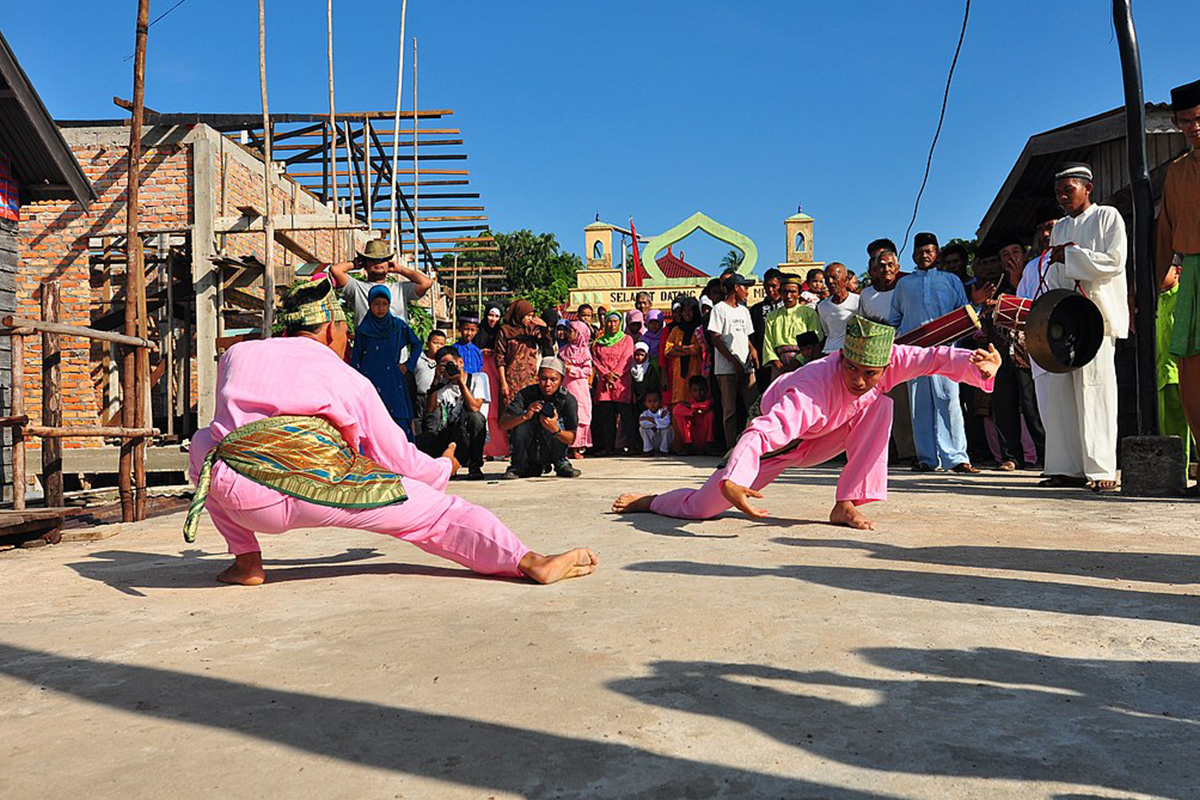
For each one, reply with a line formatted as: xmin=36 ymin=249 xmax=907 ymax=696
xmin=842 ymin=314 xmax=895 ymax=368
xmin=277 ymin=277 xmax=348 ymax=328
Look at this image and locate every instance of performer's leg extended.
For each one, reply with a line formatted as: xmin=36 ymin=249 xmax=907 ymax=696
xmin=614 ymin=448 xmax=794 ymax=519
xmin=214 ymin=476 xmax=596 ymax=585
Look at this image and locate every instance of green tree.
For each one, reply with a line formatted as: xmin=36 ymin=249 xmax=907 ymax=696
xmin=720 ymin=248 xmax=745 ymax=271
xmin=447 ymin=228 xmax=582 ymax=311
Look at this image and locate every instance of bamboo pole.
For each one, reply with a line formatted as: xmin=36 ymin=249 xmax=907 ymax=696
xmin=1 ymin=317 xmax=157 ymax=349
xmin=11 ymin=331 xmax=24 ymax=510
xmin=25 ymin=426 xmax=159 ymax=439
xmin=258 ymin=0 xmax=275 ymax=337
xmin=411 ymin=35 xmax=420 ymax=268
xmin=388 ymin=0 xmax=409 ymax=252
xmin=326 ymin=0 xmax=340 ymax=262
xmin=123 ymin=0 xmax=151 ymax=523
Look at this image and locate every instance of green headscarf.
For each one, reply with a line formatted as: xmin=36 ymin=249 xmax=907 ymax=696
xmin=594 ymin=311 xmax=627 ymax=348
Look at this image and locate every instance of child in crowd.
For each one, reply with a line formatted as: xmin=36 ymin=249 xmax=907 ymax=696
xmin=642 ymin=309 xmax=665 ymax=355
xmin=453 ymin=314 xmax=483 ymax=374
xmin=577 ymin=303 xmax=597 ymax=339
xmin=558 ymin=319 xmax=595 ymax=459
xmin=631 ymin=341 xmax=661 ymax=404
xmin=672 ymin=375 xmax=715 ymax=455
xmin=639 ymin=390 xmax=672 ymax=455
xmin=626 ymin=309 xmax=644 ymax=340
xmin=350 ymin=284 xmax=423 ymax=435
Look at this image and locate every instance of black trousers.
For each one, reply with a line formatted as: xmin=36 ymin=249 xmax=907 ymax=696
xmin=508 ymin=417 xmax=569 ymax=475
xmin=959 ymin=384 xmax=994 ymax=464
xmin=991 ymin=365 xmax=1045 ymax=466
xmin=592 ymin=400 xmax=635 ymax=454
xmin=416 ymin=410 xmax=487 ymax=470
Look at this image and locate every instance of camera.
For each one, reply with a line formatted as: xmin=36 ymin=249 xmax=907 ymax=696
xmin=539 ymin=398 xmax=559 ymax=417
xmin=442 ymin=361 xmax=459 ymax=378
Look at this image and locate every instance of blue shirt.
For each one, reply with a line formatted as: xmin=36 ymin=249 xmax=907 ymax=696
xmin=889 ymin=268 xmax=969 ymax=335
xmin=453 ymin=341 xmax=483 ymax=374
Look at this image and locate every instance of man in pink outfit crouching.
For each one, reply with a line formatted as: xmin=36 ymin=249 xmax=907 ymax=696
xmin=185 ymin=278 xmax=597 ymax=586
xmin=613 ymin=315 xmax=1000 ymax=530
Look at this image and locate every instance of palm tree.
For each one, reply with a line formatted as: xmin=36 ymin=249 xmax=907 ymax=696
xmin=719 ymin=249 xmax=744 ymax=271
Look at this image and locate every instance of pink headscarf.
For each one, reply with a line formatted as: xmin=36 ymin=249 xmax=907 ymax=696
xmin=558 ymin=319 xmax=593 ymax=366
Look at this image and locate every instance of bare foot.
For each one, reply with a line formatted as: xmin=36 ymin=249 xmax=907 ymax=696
xmin=217 ymin=552 xmax=266 ymax=586
xmin=829 ymin=500 xmax=876 ymax=531
xmin=612 ymin=493 xmax=656 ymax=513
xmin=520 ymin=549 xmax=599 ymax=584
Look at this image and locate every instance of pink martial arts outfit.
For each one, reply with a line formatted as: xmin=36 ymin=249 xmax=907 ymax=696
xmin=649 ymin=345 xmax=994 ymax=519
xmin=188 ymin=337 xmax=530 ymax=577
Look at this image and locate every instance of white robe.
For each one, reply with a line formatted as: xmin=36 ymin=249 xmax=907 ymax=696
xmin=1019 ymin=204 xmax=1127 ymax=480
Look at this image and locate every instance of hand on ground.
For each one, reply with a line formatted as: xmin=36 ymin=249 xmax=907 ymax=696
xmin=720 ymin=480 xmax=768 ymax=518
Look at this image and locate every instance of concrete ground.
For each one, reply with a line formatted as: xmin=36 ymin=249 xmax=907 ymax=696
xmin=2 ymin=456 xmax=1199 ymax=800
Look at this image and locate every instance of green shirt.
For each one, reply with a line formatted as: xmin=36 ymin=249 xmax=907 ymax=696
xmin=762 ymin=304 xmax=821 ymax=364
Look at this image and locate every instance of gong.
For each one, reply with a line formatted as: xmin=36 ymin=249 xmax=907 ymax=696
xmin=1024 ymin=288 xmax=1105 ymax=373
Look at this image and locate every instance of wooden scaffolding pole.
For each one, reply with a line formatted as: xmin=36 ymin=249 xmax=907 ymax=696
xmin=411 ymin=36 xmax=420 ymax=267
xmin=326 ymin=0 xmax=340 ymax=262
xmin=258 ymin=0 xmax=275 ymax=336
xmin=10 ymin=331 xmax=24 ymax=510
xmin=123 ymin=0 xmax=151 ymax=523
xmin=388 ymin=0 xmax=409 ymax=252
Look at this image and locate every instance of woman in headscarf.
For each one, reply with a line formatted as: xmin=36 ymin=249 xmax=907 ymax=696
xmin=663 ymin=295 xmax=706 ymax=405
xmin=350 ymin=284 xmax=423 ymax=435
xmin=558 ymin=319 xmax=595 ymax=458
xmin=591 ymin=311 xmax=635 ymax=455
xmin=477 ymin=301 xmax=508 ymax=458
xmin=474 ymin=302 xmax=504 ymax=352
xmin=540 ymin=309 xmax=561 ymax=357
xmin=493 ymin=298 xmax=549 ymax=408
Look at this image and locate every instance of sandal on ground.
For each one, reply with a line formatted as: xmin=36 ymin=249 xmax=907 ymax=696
xmin=1038 ymin=475 xmax=1089 ymax=488
xmin=952 ymin=463 xmax=981 ymax=474
xmin=997 ymin=460 xmax=1017 ymax=472
xmin=911 ymin=462 xmax=935 ymax=473
xmin=1088 ymin=479 xmax=1119 ymax=494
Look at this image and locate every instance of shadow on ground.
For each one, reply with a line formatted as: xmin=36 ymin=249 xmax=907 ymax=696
xmin=625 ymin=559 xmax=1200 ymax=626
xmin=608 ymin=648 xmax=1200 ymax=798
xmin=0 ymin=643 xmax=898 ymax=800
xmin=773 ymin=537 xmax=1200 ymax=585
xmin=62 ymin=548 xmax=501 ymax=596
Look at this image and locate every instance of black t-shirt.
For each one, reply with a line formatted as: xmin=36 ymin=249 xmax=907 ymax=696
xmin=506 ymin=384 xmax=579 ymax=432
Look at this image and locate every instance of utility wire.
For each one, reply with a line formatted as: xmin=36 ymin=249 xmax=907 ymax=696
xmin=122 ymin=0 xmax=192 ymax=61
xmin=900 ymin=0 xmax=971 ymax=254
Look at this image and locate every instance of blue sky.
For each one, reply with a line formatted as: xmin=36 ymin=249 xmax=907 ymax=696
xmin=6 ymin=1 xmax=1198 ymax=275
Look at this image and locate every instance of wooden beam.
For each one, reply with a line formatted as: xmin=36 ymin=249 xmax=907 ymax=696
xmin=24 ymin=426 xmax=159 ymax=439
xmin=215 ymin=213 xmax=365 ymax=233
xmin=2 ymin=316 xmax=158 ymax=350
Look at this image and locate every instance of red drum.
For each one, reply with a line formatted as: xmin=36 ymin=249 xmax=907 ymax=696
xmin=895 ymin=305 xmax=981 ymax=348
xmin=994 ymin=294 xmax=1032 ymax=331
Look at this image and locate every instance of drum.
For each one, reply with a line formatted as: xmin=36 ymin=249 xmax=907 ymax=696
xmin=895 ymin=305 xmax=981 ymax=348
xmin=1025 ymin=288 xmax=1105 ymax=373
xmin=993 ymin=294 xmax=1032 ymax=331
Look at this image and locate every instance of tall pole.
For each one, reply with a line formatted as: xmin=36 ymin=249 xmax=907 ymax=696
xmin=326 ymin=0 xmax=340 ymax=262
xmin=1112 ymin=0 xmax=1158 ymax=436
xmin=258 ymin=0 xmax=275 ymax=336
xmin=388 ymin=0 xmax=409 ymax=252
xmin=122 ymin=0 xmax=151 ymax=522
xmin=411 ymin=36 xmax=420 ymax=269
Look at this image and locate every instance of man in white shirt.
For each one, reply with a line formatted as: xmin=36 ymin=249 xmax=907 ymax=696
xmin=708 ymin=273 xmax=759 ymax=448
xmin=329 ymin=239 xmax=434 ymax=326
xmin=817 ymin=262 xmax=861 ymax=354
xmin=416 ymin=346 xmax=491 ymax=480
xmin=1020 ymin=162 xmax=1127 ymax=492
xmin=859 ymin=244 xmax=916 ymax=463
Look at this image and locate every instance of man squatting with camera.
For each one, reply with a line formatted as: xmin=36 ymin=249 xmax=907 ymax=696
xmin=498 ymin=357 xmax=582 ymax=480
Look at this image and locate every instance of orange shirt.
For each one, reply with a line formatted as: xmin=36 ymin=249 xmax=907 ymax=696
xmin=1156 ymin=150 xmax=1200 ymax=275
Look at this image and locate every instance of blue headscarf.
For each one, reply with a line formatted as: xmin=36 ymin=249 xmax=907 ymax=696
xmin=358 ymin=284 xmax=402 ymax=339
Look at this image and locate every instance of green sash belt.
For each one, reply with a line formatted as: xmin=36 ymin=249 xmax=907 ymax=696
xmin=183 ymin=415 xmax=408 ymax=543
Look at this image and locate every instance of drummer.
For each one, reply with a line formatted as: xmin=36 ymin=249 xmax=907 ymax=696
xmin=889 ymin=232 xmax=979 ymax=474
xmin=613 ymin=316 xmax=1001 ymax=530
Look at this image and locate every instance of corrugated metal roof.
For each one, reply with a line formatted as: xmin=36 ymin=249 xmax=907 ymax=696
xmin=0 ymin=29 xmax=94 ymax=207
